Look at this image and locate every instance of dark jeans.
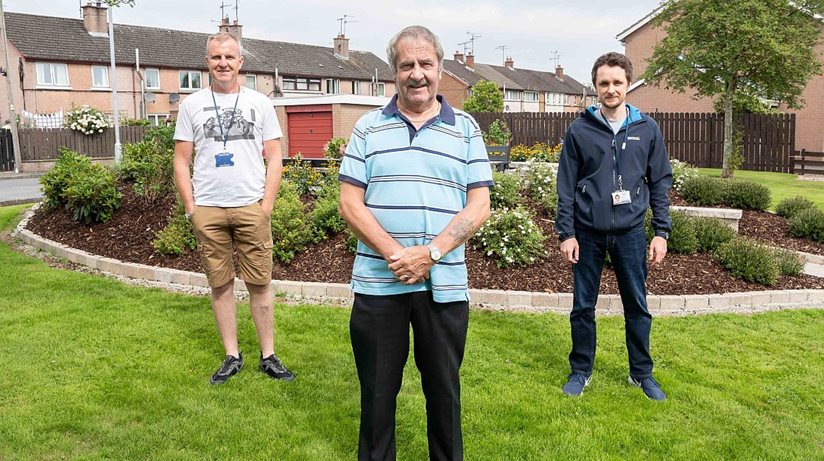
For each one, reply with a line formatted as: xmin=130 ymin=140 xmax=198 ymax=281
xmin=570 ymin=226 xmax=654 ymax=379
xmin=350 ymin=292 xmax=469 ymax=461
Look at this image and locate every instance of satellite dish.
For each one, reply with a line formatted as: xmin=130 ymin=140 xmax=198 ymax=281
xmin=504 ymin=104 xmax=510 ymax=112
xmin=168 ymin=93 xmax=180 ymax=103
xmin=144 ymin=92 xmax=157 ymax=103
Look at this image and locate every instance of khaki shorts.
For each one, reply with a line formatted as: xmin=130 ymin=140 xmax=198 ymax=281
xmin=190 ymin=203 xmax=274 ymax=288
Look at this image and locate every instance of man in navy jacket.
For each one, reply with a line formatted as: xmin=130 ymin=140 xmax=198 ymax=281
xmin=556 ymin=52 xmax=672 ymax=401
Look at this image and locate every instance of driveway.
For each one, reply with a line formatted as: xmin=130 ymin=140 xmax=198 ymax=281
xmin=0 ymin=176 xmax=43 ymax=206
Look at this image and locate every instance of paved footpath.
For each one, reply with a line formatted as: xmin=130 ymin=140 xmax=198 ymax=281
xmin=0 ymin=174 xmax=43 ymax=206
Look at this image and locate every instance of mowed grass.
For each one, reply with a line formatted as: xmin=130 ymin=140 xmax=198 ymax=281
xmin=2 ymin=205 xmax=824 ymax=460
xmin=697 ymin=168 xmax=824 ymax=211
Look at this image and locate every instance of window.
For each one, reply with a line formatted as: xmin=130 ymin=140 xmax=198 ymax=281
xmin=145 ymin=68 xmax=160 ymax=89
xmin=282 ymin=77 xmax=321 ymax=91
xmin=36 ymin=62 xmax=69 ymax=87
xmin=352 ymin=81 xmax=360 ymax=95
xmin=147 ymin=114 xmax=169 ymax=126
xmin=504 ymin=90 xmax=519 ymax=101
xmin=245 ymin=74 xmax=257 ymax=90
xmin=375 ymin=82 xmax=385 ymax=96
xmin=179 ymin=70 xmax=202 ymax=91
xmin=524 ymin=91 xmax=538 ymax=102
xmin=327 ymin=78 xmax=340 ymax=94
xmin=91 ymin=65 xmax=109 ymax=88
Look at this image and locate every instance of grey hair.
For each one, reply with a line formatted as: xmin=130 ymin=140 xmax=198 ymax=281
xmin=206 ymin=32 xmax=240 ymax=54
xmin=385 ymin=25 xmax=444 ymax=73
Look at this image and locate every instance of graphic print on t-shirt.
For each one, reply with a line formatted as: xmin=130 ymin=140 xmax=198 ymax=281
xmin=203 ymin=106 xmax=257 ymax=142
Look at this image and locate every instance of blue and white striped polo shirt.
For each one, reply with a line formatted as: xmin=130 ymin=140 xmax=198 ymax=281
xmin=339 ymin=95 xmax=493 ymax=303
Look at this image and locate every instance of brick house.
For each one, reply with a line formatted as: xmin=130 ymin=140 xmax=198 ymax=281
xmin=618 ymin=4 xmax=824 ymax=151
xmin=441 ymin=51 xmax=596 ymax=112
xmin=0 ymin=4 xmax=396 ymax=144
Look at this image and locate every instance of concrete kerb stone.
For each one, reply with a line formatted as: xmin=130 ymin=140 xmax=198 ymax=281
xmin=9 ymin=205 xmax=824 ymax=316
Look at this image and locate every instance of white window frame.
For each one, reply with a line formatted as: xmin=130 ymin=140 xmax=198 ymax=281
xmin=245 ymin=74 xmax=257 ymax=90
xmin=504 ymin=90 xmax=519 ymax=101
xmin=282 ymin=77 xmax=321 ymax=92
xmin=376 ymin=82 xmax=385 ymax=96
xmin=91 ymin=65 xmax=109 ymax=88
xmin=36 ymin=62 xmax=69 ymax=87
xmin=147 ymin=113 xmax=169 ymax=126
xmin=524 ymin=91 xmax=538 ymax=102
xmin=145 ymin=68 xmax=160 ymax=89
xmin=352 ymin=81 xmax=360 ymax=95
xmin=179 ymin=70 xmax=202 ymax=91
xmin=327 ymin=78 xmax=340 ymax=94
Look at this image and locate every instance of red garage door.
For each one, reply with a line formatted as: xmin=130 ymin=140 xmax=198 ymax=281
xmin=286 ymin=105 xmax=333 ymax=159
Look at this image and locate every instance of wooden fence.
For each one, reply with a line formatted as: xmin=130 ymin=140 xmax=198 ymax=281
xmin=470 ymin=111 xmax=796 ymax=173
xmin=793 ymin=149 xmax=824 ymax=175
xmin=18 ymin=126 xmax=149 ymax=162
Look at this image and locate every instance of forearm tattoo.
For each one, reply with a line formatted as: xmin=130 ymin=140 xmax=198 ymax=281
xmin=448 ymin=217 xmax=477 ymax=244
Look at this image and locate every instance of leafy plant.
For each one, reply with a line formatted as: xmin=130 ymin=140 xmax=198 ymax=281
xmin=692 ymin=216 xmax=736 ymax=253
xmin=323 ymin=137 xmax=347 ymax=159
xmin=119 ymin=139 xmax=174 ymax=203
xmin=510 ymin=143 xmax=562 ymax=162
xmin=775 ymin=196 xmax=816 ymax=220
xmin=680 ymin=176 xmax=724 ymax=206
xmin=788 ymin=208 xmax=824 ymax=243
xmin=152 ymin=202 xmax=196 ymax=256
xmin=721 ymin=180 xmax=771 ymax=211
xmin=483 ymin=119 xmax=512 ymax=146
xmin=463 ymin=79 xmax=504 ymax=113
xmin=772 ymin=247 xmax=804 ymax=277
xmin=311 ymin=182 xmax=347 ymax=239
xmin=121 ymin=118 xmax=151 ymax=126
xmin=490 ymin=171 xmax=522 ymax=210
xmin=270 ymin=181 xmax=317 ymax=264
xmin=523 ymin=159 xmax=557 ymax=217
xmin=143 ymin=125 xmax=176 ymax=150
xmin=473 ymin=207 xmax=546 ymax=268
xmin=62 ymin=163 xmax=122 ymax=224
xmin=40 ymin=148 xmax=93 ymax=209
xmin=667 ymin=211 xmax=699 ymax=254
xmin=283 ymin=153 xmax=323 ymax=196
xmin=64 ymin=105 xmax=109 ymax=135
xmin=670 ymin=159 xmax=699 ymax=193
xmin=714 ymin=238 xmax=780 ymax=286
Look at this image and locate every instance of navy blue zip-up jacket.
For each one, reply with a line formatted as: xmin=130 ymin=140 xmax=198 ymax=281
xmin=556 ymin=104 xmax=672 ymax=241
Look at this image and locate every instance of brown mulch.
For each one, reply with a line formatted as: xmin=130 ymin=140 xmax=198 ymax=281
xmin=24 ymin=184 xmax=824 ymax=295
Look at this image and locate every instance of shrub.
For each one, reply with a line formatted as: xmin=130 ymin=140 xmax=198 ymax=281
xmin=62 ymin=163 xmax=121 ymax=224
xmin=323 ymin=137 xmax=347 ymax=159
xmin=714 ymin=238 xmax=780 ymax=286
xmin=270 ymin=181 xmax=316 ymax=264
xmin=119 ymin=139 xmax=174 ymax=203
xmin=510 ymin=143 xmax=561 ymax=162
xmin=773 ymin=247 xmax=804 ymax=276
xmin=143 ymin=125 xmax=175 ymax=150
xmin=670 ymin=159 xmax=699 ymax=193
xmin=721 ymin=180 xmax=771 ymax=211
xmin=64 ymin=105 xmax=109 ymax=135
xmin=667 ymin=211 xmax=699 ymax=254
xmin=523 ymin=160 xmax=557 ymax=217
xmin=121 ymin=118 xmax=151 ymax=126
xmin=283 ymin=153 xmax=323 ymax=196
xmin=775 ymin=196 xmax=816 ymax=219
xmin=473 ymin=207 xmax=547 ymax=268
xmin=490 ymin=171 xmax=522 ymax=210
xmin=311 ymin=182 xmax=347 ymax=238
xmin=692 ymin=216 xmax=736 ymax=253
xmin=483 ymin=119 xmax=512 ymax=146
xmin=40 ymin=148 xmax=92 ymax=209
xmin=680 ymin=175 xmax=724 ymax=206
xmin=345 ymin=229 xmax=358 ymax=254
xmin=788 ymin=208 xmax=824 ymax=243
xmin=152 ymin=202 xmax=196 ymax=256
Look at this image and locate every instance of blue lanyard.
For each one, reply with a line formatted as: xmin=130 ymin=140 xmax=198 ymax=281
xmin=210 ymin=87 xmax=241 ymax=151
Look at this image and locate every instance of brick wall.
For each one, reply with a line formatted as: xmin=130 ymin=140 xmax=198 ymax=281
xmin=439 ymin=73 xmax=469 ymax=110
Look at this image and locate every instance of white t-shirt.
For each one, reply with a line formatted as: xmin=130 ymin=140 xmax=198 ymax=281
xmin=174 ymin=87 xmax=282 ymax=207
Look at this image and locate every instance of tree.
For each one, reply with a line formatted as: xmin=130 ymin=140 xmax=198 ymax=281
xmin=642 ymin=0 xmax=824 ymax=177
xmin=463 ymin=79 xmax=504 ymax=113
xmin=103 ymin=0 xmax=136 ymax=6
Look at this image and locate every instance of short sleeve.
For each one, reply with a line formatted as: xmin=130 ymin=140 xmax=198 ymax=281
xmin=173 ymin=99 xmax=194 ymax=142
xmin=260 ymin=97 xmax=283 ymax=141
xmin=339 ymin=116 xmax=369 ymax=189
xmin=464 ymin=115 xmax=494 ymax=190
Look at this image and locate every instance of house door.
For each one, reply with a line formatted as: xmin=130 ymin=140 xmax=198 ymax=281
xmin=286 ymin=105 xmax=333 ymax=159
xmin=0 ymin=129 xmax=14 ymax=172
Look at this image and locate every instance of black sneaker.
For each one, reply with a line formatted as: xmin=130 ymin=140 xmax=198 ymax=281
xmin=209 ymin=353 xmax=243 ymax=385
xmin=629 ymin=376 xmax=667 ymax=401
xmin=259 ymin=353 xmax=295 ymax=382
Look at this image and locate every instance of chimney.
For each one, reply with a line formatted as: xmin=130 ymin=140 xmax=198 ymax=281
xmin=454 ymin=50 xmax=464 ymax=63
xmin=504 ymin=56 xmax=514 ymax=69
xmin=82 ymin=1 xmax=108 ymax=35
xmin=555 ymin=65 xmax=564 ymax=81
xmin=219 ymin=17 xmax=243 ymax=50
xmin=334 ymin=34 xmax=350 ymax=60
xmin=465 ymin=53 xmax=475 ymax=69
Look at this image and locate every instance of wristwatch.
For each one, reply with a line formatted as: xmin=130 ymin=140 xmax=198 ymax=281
xmin=655 ymin=231 xmax=669 ymax=240
xmin=426 ymin=243 xmax=442 ymax=262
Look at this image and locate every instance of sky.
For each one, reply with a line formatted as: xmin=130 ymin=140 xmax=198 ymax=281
xmin=4 ymin=0 xmax=664 ymax=84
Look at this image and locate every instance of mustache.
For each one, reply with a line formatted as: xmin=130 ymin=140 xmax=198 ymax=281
xmin=406 ymin=78 xmax=429 ymax=88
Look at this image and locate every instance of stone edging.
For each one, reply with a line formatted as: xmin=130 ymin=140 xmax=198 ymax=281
xmin=11 ymin=204 xmax=824 ymax=316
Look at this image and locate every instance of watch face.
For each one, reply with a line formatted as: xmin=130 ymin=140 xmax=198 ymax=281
xmin=429 ymin=245 xmax=442 ymax=261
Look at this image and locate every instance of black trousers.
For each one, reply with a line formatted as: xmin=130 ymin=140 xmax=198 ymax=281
xmin=350 ymin=292 xmax=469 ymax=461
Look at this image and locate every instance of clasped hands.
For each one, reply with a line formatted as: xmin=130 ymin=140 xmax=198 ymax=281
xmin=387 ymin=245 xmax=434 ymax=285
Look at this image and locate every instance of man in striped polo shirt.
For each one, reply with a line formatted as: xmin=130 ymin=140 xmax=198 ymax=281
xmin=339 ymin=25 xmax=493 ymax=461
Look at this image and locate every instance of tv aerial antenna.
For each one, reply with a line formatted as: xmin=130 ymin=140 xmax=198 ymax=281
xmin=337 ymin=14 xmax=358 ymax=36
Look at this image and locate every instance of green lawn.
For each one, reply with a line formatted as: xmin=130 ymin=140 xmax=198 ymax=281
xmin=2 ymin=205 xmax=824 ymax=460
xmin=697 ymin=168 xmax=824 ymax=211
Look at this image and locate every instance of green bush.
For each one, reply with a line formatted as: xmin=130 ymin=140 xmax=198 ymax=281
xmin=152 ymin=202 xmax=196 ymax=255
xmin=40 ymin=148 xmax=92 ymax=209
xmin=773 ymin=247 xmax=804 ymax=276
xmin=283 ymin=154 xmax=323 ymax=196
xmin=119 ymin=140 xmax=174 ymax=203
xmin=693 ymin=216 xmax=736 ymax=253
xmin=667 ymin=211 xmax=699 ymax=254
xmin=62 ymin=163 xmax=121 ymax=224
xmin=523 ymin=160 xmax=557 ymax=217
xmin=311 ymin=182 xmax=347 ymax=238
xmin=473 ymin=207 xmax=546 ymax=268
xmin=270 ymin=181 xmax=316 ymax=264
xmin=670 ymin=159 xmax=699 ymax=193
xmin=483 ymin=119 xmax=512 ymax=146
xmin=714 ymin=238 xmax=780 ymax=286
xmin=490 ymin=171 xmax=522 ymax=210
xmin=143 ymin=125 xmax=175 ymax=150
xmin=345 ymin=229 xmax=358 ymax=254
xmin=680 ymin=175 xmax=724 ymax=206
xmin=721 ymin=180 xmax=771 ymax=211
xmin=122 ymin=118 xmax=151 ymax=126
xmin=775 ymin=196 xmax=816 ymax=220
xmin=788 ymin=208 xmax=824 ymax=243
xmin=323 ymin=137 xmax=347 ymax=159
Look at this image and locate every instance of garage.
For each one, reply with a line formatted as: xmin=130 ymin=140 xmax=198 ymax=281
xmin=285 ymin=105 xmax=332 ymax=159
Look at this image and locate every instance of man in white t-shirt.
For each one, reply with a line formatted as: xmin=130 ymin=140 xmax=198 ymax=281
xmin=173 ymin=32 xmax=294 ymax=385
